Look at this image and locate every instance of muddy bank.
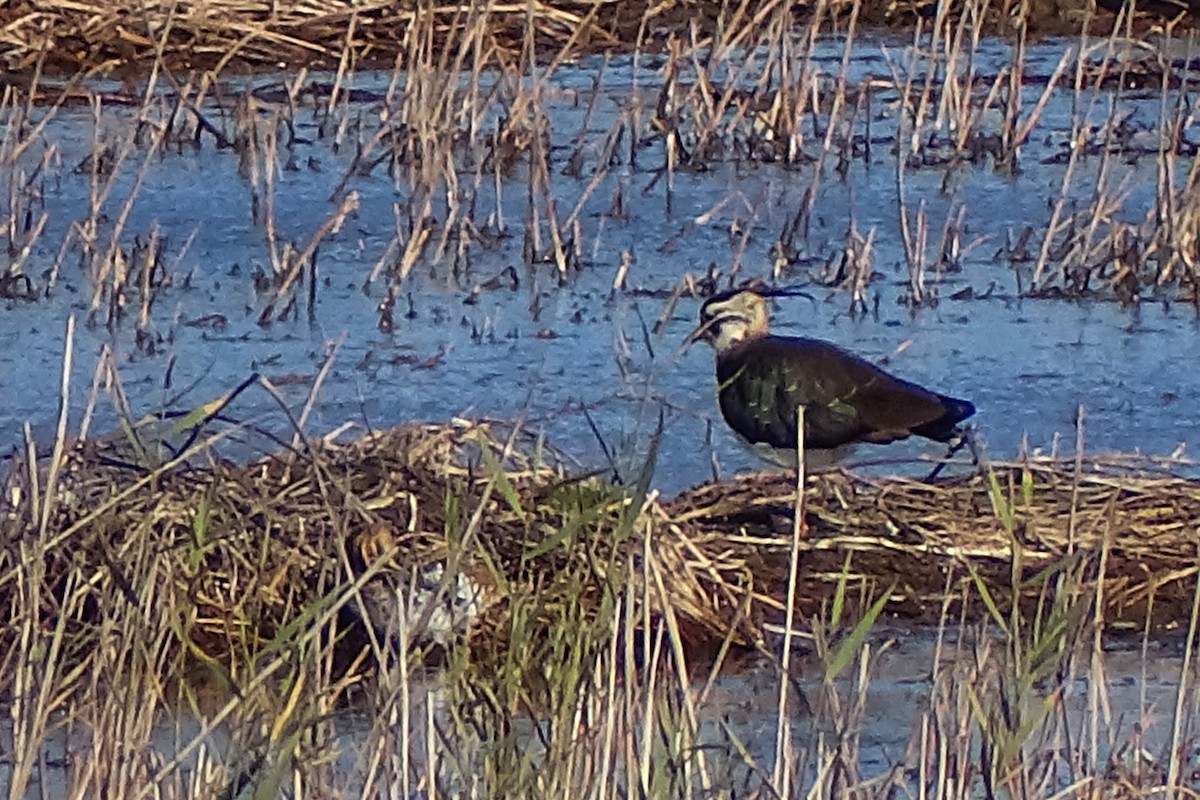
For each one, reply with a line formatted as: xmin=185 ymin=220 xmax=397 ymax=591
xmin=0 ymin=0 xmax=1184 ymax=78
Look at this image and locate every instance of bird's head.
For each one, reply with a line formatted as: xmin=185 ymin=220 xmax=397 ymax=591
xmin=685 ymin=289 xmax=771 ymax=352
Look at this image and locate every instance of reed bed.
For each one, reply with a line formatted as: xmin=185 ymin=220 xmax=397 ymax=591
xmin=6 ymin=414 xmax=1200 ymax=797
xmin=4 ymin=0 xmax=1200 ymax=327
xmin=0 ymin=0 xmax=626 ymax=72
xmin=671 ymin=458 xmax=1200 ymax=633
xmin=5 ymin=415 xmax=1198 ymax=680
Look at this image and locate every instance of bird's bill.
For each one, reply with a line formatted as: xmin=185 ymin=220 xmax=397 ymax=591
xmin=681 ymin=318 xmax=716 ymax=350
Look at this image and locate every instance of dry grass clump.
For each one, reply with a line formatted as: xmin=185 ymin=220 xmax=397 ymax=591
xmin=0 ymin=0 xmax=1176 ymax=76
xmin=0 ymin=0 xmax=623 ymax=72
xmin=671 ymin=457 xmax=1200 ymax=633
xmin=0 ymin=0 xmax=922 ymax=76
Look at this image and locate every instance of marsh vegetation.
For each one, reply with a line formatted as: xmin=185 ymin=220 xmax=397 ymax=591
xmin=5 ymin=0 xmax=1200 ymax=797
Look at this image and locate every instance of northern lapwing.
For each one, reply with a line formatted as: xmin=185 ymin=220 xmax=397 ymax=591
xmin=686 ymin=288 xmax=976 ymax=474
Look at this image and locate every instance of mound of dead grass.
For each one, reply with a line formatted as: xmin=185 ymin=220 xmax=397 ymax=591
xmin=1 ymin=0 xmax=628 ymax=73
xmin=669 ymin=457 xmax=1200 ymax=634
xmin=0 ymin=418 xmax=766 ymax=686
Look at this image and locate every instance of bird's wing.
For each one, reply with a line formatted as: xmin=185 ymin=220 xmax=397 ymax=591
xmin=716 ymin=338 xmax=961 ymax=449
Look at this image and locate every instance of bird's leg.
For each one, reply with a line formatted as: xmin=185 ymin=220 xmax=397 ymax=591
xmin=963 ymin=427 xmax=982 ymax=471
xmin=923 ymin=427 xmax=978 ymax=483
xmin=923 ymin=440 xmax=962 ymax=483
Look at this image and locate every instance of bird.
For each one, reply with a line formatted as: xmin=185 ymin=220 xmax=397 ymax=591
xmin=685 ymin=288 xmax=976 ymax=474
xmin=349 ymin=523 xmax=493 ymax=652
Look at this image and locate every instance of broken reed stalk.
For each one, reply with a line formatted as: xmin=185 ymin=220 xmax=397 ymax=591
xmin=1070 ymin=56 xmax=1132 ymax=280
xmin=940 ymin=1 xmax=979 ymax=150
xmin=258 ymin=190 xmax=359 ymax=325
xmin=787 ymin=0 xmax=826 ymax=160
xmin=906 ymin=10 xmax=937 ymax=157
xmin=1031 ymin=83 xmax=1087 ymax=285
xmin=1085 ymin=421 xmax=1112 ymax=779
xmin=770 ymin=0 xmax=851 ymax=224
xmin=3 ymin=57 xmax=95 ymax=167
xmin=819 ymin=0 xmax=860 ymax=165
xmin=999 ymin=0 xmax=1028 ymax=167
xmin=8 ymin=313 xmax=74 ymax=800
xmin=1166 ymin=554 xmax=1200 ymax=791
xmin=1152 ymin=34 xmax=1200 ymax=289
xmin=772 ymin=403 xmax=806 ymax=797
xmin=1008 ymin=48 xmax=1071 ymax=159
xmin=39 ymin=314 xmax=75 ymax=538
xmin=91 ymin=104 xmax=167 ymax=328
xmin=1153 ymin=54 xmax=1181 ymax=275
xmin=2 ymin=87 xmax=57 ymax=279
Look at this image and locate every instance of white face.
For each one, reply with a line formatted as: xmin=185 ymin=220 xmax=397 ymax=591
xmin=695 ymin=292 xmax=768 ymax=350
xmin=705 ymin=314 xmax=754 ymax=350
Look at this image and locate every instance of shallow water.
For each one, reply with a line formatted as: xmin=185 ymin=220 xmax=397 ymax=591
xmin=2 ymin=35 xmax=1198 ymax=494
xmin=2 ymin=628 xmax=1193 ymax=796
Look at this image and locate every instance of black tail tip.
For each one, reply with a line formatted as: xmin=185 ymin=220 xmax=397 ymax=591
xmin=914 ymin=395 xmax=976 ymax=442
xmin=949 ymin=397 xmax=976 ymax=425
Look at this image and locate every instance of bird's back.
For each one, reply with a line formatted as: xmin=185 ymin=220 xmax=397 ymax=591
xmin=714 ymin=335 xmax=974 ymax=451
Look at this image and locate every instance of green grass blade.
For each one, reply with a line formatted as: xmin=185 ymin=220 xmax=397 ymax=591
xmin=824 ymin=583 xmax=892 ymax=684
xmin=987 ymin=468 xmax=1014 ymax=533
xmin=830 ymin=550 xmax=852 ymax=630
xmin=967 ymin=561 xmax=1012 ymax=638
xmin=480 ymin=440 xmax=527 ymax=523
xmin=188 ymin=496 xmax=211 ymax=573
xmin=617 ymin=409 xmax=663 ymax=541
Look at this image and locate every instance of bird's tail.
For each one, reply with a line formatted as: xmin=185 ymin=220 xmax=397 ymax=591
xmin=912 ymin=395 xmax=976 ymax=442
